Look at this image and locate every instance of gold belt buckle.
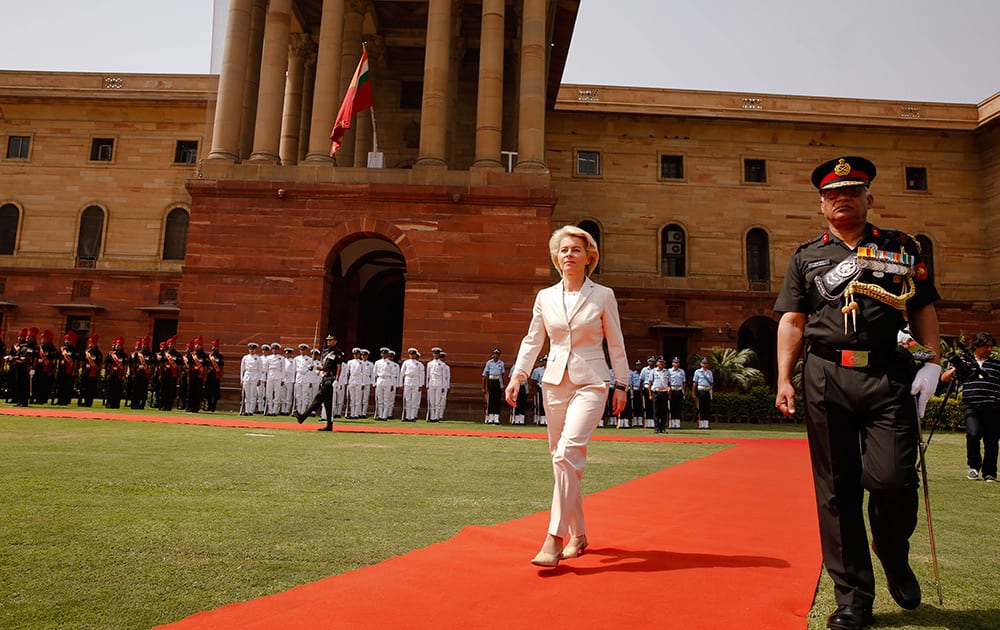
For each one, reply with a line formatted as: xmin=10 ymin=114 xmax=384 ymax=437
xmin=840 ymin=350 xmax=869 ymax=368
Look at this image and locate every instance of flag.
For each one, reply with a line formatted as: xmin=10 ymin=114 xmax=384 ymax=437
xmin=330 ymin=47 xmax=373 ymax=156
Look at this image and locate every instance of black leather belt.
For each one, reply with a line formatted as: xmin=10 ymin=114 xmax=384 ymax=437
xmin=808 ymin=342 xmax=892 ymax=369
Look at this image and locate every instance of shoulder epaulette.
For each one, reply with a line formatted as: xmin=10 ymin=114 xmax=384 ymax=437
xmin=794 ymin=232 xmax=825 ymax=253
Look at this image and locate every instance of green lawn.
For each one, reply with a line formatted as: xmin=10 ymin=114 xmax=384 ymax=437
xmin=1 ymin=410 xmax=996 ymax=629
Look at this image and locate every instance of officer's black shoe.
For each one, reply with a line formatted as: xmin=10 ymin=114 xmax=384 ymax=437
xmin=827 ymin=604 xmax=873 ymax=630
xmin=296 ymin=413 xmax=306 ymax=424
xmin=872 ymin=543 xmax=921 ymax=609
xmin=317 ymin=424 xmax=333 ymax=431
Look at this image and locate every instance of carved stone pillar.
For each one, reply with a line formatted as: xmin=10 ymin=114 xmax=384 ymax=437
xmin=207 ymin=0 xmax=253 ymax=162
xmin=415 ymin=0 xmax=452 ymax=168
xmin=279 ymin=33 xmax=312 ymax=165
xmin=304 ymin=0 xmax=346 ymax=163
xmin=515 ymin=0 xmax=547 ymax=171
xmin=248 ymin=0 xmax=293 ymax=164
xmin=473 ymin=0 xmax=505 ymax=169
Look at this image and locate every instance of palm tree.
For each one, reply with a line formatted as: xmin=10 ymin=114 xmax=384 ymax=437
xmin=701 ymin=347 xmax=766 ymax=393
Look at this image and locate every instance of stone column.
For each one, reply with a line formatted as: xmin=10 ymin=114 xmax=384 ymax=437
xmin=248 ymin=0 xmax=293 ymax=164
xmin=515 ymin=0 xmax=547 ymax=172
xmin=238 ymin=0 xmax=268 ymax=161
xmin=336 ymin=0 xmax=367 ymax=167
xmin=298 ymin=50 xmax=317 ymax=163
xmin=279 ymin=33 xmax=311 ymax=165
xmin=304 ymin=0 xmax=346 ymax=163
xmin=206 ymin=0 xmax=253 ymax=161
xmin=415 ymin=0 xmax=453 ymax=169
xmin=472 ymin=0 xmax=505 ymax=169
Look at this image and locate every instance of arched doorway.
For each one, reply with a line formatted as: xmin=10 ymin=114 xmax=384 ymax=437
xmin=737 ymin=316 xmax=778 ymax=388
xmin=328 ymin=236 xmax=406 ymax=352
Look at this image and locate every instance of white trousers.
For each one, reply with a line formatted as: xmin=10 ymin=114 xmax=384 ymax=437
xmin=542 ymin=376 xmax=606 ymax=539
xmin=427 ymin=386 xmax=446 ymax=420
xmin=241 ymin=380 xmax=258 ymax=413
xmin=348 ymin=384 xmax=365 ymax=417
xmin=374 ymin=383 xmax=395 ymax=418
xmin=402 ymin=385 xmax=421 ymax=419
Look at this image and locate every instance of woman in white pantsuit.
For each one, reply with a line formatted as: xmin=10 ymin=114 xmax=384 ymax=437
xmin=506 ymin=225 xmax=630 ymax=568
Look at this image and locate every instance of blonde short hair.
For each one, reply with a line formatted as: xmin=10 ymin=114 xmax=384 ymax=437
xmin=549 ymin=225 xmax=599 ymax=276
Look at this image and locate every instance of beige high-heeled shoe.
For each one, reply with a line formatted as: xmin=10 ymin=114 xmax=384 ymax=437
xmin=560 ymin=535 xmax=589 ymax=559
xmin=530 ymin=550 xmax=561 ymax=568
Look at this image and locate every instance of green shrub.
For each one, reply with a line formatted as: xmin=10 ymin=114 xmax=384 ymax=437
xmin=924 ymin=393 xmax=964 ymax=432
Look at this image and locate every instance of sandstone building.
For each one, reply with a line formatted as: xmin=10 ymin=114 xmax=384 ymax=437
xmin=2 ymin=0 xmax=998 ymax=416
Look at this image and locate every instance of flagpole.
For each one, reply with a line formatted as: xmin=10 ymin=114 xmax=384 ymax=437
xmin=370 ymin=105 xmax=379 ymax=155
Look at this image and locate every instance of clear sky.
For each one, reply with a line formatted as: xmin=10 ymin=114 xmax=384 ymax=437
xmin=1 ymin=0 xmax=997 ymax=104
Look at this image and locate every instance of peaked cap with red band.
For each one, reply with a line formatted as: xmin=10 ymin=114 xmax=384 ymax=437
xmin=811 ymin=156 xmax=876 ymax=191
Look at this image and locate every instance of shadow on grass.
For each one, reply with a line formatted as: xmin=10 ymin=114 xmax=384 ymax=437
xmin=875 ymin=606 xmax=1000 ymax=629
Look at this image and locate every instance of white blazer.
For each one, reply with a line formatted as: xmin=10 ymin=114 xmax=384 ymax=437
xmin=512 ymin=277 xmax=629 ymax=387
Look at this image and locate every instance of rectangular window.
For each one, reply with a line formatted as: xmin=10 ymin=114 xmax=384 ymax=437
xmin=90 ymin=138 xmax=115 ymax=161
xmin=905 ymin=166 xmax=928 ymax=191
xmin=399 ymin=81 xmax=422 ymax=110
xmin=6 ymin=136 xmax=30 ymax=159
xmin=744 ymin=158 xmax=767 ymax=183
xmin=174 ymin=140 xmax=198 ymax=164
xmin=660 ymin=154 xmax=685 ymax=180
xmin=159 ymin=283 xmax=180 ymax=305
xmin=576 ymin=150 xmax=601 ymax=176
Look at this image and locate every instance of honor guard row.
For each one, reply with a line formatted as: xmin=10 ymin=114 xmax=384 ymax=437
xmin=2 ymin=329 xmax=223 ymax=413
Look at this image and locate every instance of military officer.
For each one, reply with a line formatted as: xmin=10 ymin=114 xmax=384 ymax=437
xmin=373 ymin=347 xmax=397 ymax=420
xmin=79 ymin=334 xmax=102 ymax=407
xmin=54 ymin=331 xmax=81 ymax=405
xmin=297 ymin=334 xmax=343 ymax=431
xmin=775 ymin=156 xmax=941 ymax=630
xmin=425 ymin=347 xmax=449 ymax=422
xmin=692 ymin=357 xmax=714 ymax=429
xmin=205 ymin=339 xmax=224 ymax=412
xmin=399 ymin=347 xmax=424 ymax=421
xmin=104 ymin=336 xmax=128 ymax=408
xmin=666 ymin=357 xmax=686 ymax=429
xmin=239 ymin=342 xmax=262 ymax=415
xmin=482 ymin=348 xmax=505 ymax=424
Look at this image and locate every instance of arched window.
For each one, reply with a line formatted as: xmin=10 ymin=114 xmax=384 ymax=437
xmin=0 ymin=203 xmax=20 ymax=255
xmin=915 ymin=234 xmax=934 ymax=283
xmin=661 ymin=224 xmax=686 ymax=277
xmin=746 ymin=227 xmax=770 ymax=290
xmin=163 ymin=207 xmax=190 ymax=261
xmin=577 ymin=219 xmax=601 ymax=274
xmin=76 ymin=205 xmax=105 ymax=267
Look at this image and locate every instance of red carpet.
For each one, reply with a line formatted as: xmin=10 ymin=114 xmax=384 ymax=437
xmin=4 ymin=408 xmax=820 ymax=628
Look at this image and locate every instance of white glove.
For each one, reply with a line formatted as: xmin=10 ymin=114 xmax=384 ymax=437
xmin=910 ymin=363 xmax=942 ymax=419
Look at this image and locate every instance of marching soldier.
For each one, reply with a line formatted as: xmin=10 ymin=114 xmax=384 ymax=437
xmin=297 ymin=334 xmax=343 ymax=431
xmin=79 ymin=334 xmax=103 ymax=407
xmin=54 ymin=331 xmax=81 ymax=405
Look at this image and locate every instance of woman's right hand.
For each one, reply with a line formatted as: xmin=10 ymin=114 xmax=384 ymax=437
xmin=504 ymin=378 xmax=522 ymax=407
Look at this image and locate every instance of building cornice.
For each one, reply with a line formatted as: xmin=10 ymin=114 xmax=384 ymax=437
xmin=555 ymin=83 xmax=985 ymax=131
